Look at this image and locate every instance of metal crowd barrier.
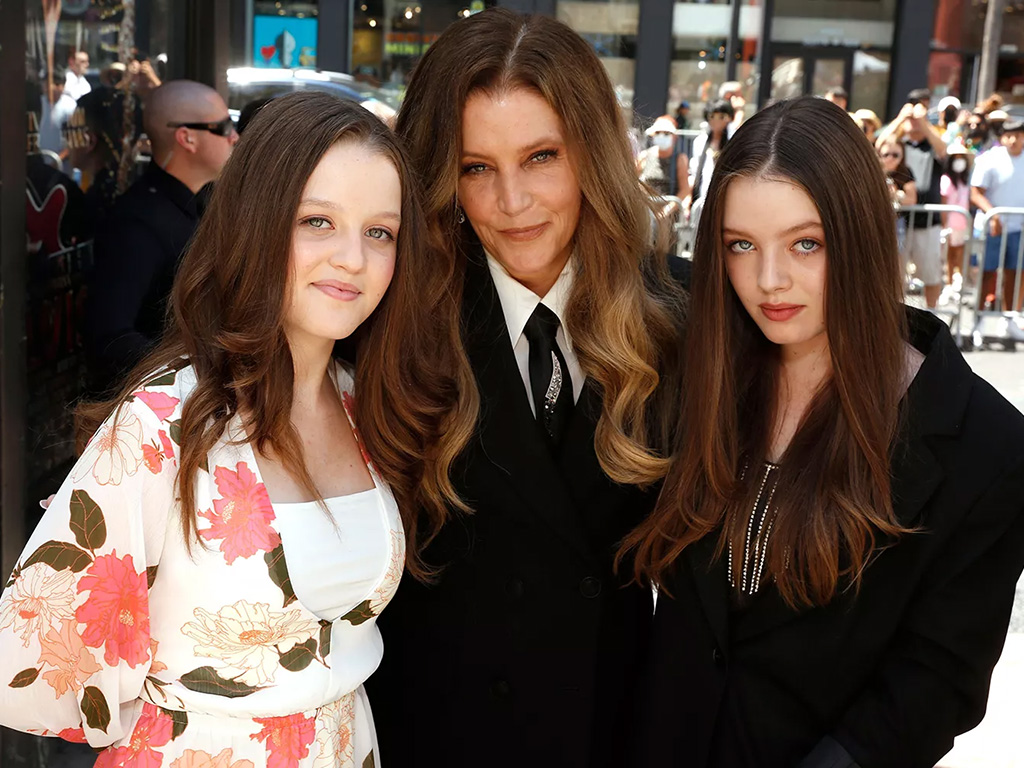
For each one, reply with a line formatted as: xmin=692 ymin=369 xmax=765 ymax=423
xmin=968 ymin=207 xmax=1024 ymax=350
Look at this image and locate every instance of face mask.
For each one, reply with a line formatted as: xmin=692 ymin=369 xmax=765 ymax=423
xmin=652 ymin=134 xmax=674 ymax=150
xmin=951 ymin=159 xmax=967 ymax=173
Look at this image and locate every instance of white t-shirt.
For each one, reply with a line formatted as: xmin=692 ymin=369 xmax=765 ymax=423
xmin=971 ymin=146 xmax=1024 ymax=233
xmin=63 ymin=70 xmax=91 ymax=102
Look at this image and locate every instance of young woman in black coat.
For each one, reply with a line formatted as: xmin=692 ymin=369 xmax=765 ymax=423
xmin=623 ymin=96 xmax=1024 ymax=768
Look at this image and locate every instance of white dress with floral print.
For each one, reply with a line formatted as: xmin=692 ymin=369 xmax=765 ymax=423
xmin=0 ymin=361 xmax=404 ymax=768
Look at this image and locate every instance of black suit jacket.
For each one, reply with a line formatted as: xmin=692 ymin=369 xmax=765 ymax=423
xmin=85 ymin=163 xmax=202 ymax=394
xmin=368 ymin=250 xmax=658 ymax=767
xmin=633 ymin=309 xmax=1024 ymax=768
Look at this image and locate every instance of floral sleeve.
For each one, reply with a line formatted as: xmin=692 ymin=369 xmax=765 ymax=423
xmin=0 ymin=393 xmax=176 ymax=747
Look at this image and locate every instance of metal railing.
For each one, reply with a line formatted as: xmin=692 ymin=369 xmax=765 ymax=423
xmin=968 ymin=207 xmax=1024 ymax=350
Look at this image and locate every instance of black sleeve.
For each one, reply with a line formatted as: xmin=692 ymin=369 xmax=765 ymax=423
xmin=85 ymin=219 xmax=166 ymax=388
xmin=827 ymin=456 xmax=1024 ymax=768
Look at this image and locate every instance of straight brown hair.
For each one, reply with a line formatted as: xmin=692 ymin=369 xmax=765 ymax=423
xmin=78 ymin=91 xmax=452 ymax=580
xmin=395 ymin=8 xmax=685 ymax=491
xmin=622 ymin=97 xmax=912 ymax=607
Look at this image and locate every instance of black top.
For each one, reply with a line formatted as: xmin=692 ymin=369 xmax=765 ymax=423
xmin=84 ymin=162 xmax=202 ymax=395
xmin=632 ymin=308 xmax=1024 ymax=768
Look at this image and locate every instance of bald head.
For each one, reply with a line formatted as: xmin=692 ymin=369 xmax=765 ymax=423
xmin=144 ymin=80 xmax=226 ymax=156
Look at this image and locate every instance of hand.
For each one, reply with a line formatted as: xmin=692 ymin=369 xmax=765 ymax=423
xmin=990 ymin=216 xmax=1003 ymax=237
xmin=898 ymin=103 xmax=916 ymax=120
xmin=731 ymin=94 xmax=746 ymax=110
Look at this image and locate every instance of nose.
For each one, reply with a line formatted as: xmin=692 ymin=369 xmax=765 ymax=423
xmin=495 ymin=169 xmax=531 ymax=217
xmin=329 ymin=228 xmax=368 ymax=273
xmin=757 ymin=247 xmax=792 ymax=295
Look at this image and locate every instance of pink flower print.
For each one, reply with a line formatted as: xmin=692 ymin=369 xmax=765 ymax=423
xmin=149 ymin=638 xmax=168 ymax=674
xmin=198 ymin=463 xmax=279 ymax=564
xmin=170 ymin=749 xmax=255 ymax=768
xmin=37 ymin=618 xmax=102 ymax=697
xmin=95 ymin=702 xmax=173 ymax=768
xmin=58 ymin=727 xmax=88 ymax=743
xmin=158 ymin=430 xmax=176 ymax=462
xmin=251 ymin=713 xmax=316 ymax=768
xmin=73 ymin=410 xmax=145 ymax=486
xmin=142 ymin=442 xmax=165 ymax=474
xmin=75 ymin=552 xmax=151 ymax=668
xmin=0 ymin=562 xmax=76 ymax=646
xmin=132 ymin=391 xmax=180 ymax=422
xmin=340 ymin=392 xmax=375 ymax=470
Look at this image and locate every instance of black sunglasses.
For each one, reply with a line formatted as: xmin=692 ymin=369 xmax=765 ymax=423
xmin=167 ymin=116 xmax=236 ymax=137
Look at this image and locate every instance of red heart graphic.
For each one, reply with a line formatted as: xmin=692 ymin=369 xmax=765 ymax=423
xmin=260 ymin=45 xmax=277 ymax=62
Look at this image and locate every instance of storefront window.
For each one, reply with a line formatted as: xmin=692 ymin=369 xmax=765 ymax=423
xmin=558 ymin=0 xmax=639 ymax=108
xmin=253 ymin=1 xmax=319 ymax=68
xmin=352 ymin=0 xmax=476 ymax=100
xmin=668 ymin=1 xmax=762 ymax=116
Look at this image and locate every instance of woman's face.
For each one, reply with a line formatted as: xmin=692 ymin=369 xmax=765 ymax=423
xmin=284 ymin=140 xmax=400 ymax=350
xmin=459 ymin=87 xmax=582 ymax=297
xmin=708 ymin=111 xmax=732 ymax=135
xmin=722 ymin=176 xmax=829 ymax=362
xmin=879 ymin=144 xmax=903 ymax=171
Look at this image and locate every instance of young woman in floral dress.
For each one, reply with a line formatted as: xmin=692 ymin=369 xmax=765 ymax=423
xmin=0 ymin=92 xmax=450 ymax=768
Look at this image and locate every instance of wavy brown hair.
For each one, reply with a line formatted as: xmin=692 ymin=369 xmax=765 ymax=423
xmin=395 ymin=8 xmax=685 ymax=489
xmin=78 ymin=91 xmax=453 ymax=580
xmin=622 ymin=97 xmax=913 ymax=608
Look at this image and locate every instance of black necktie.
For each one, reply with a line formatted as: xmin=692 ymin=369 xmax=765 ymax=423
xmin=523 ymin=303 xmax=574 ymax=444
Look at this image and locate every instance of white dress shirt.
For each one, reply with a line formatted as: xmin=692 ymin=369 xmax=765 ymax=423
xmin=63 ymin=70 xmax=91 ymax=102
xmin=485 ymin=252 xmax=585 ymax=417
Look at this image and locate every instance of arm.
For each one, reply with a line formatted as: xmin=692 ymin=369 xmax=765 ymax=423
xmin=875 ymin=105 xmax=914 ymax=150
xmin=676 ymin=152 xmax=691 ymax=199
xmin=809 ymin=456 xmax=1024 ymax=768
xmin=0 ymin=394 xmax=175 ymax=746
xmin=971 ymin=177 xmax=1002 ymax=236
xmin=901 ymin=181 xmax=918 ymax=207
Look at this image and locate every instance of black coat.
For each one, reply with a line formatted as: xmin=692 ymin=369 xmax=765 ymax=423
xmin=368 ymin=250 xmax=658 ymax=767
xmin=85 ymin=163 xmax=203 ymax=394
xmin=633 ymin=309 xmax=1024 ymax=768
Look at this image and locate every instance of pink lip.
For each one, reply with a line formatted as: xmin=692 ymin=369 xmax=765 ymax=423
xmin=314 ymin=280 xmax=361 ymax=301
xmin=759 ymin=303 xmax=804 ymax=322
xmin=499 ymin=223 xmax=549 ymax=241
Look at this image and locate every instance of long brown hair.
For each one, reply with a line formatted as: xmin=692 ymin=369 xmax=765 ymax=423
xmin=78 ymin=91 xmax=450 ymax=580
xmin=395 ymin=8 xmax=685 ymax=489
xmin=623 ymin=97 xmax=912 ymax=607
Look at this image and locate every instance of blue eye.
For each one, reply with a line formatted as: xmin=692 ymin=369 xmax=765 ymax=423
xmin=530 ymin=149 xmax=558 ymax=163
xmin=366 ymin=227 xmax=395 ymax=242
xmin=460 ymin=163 xmax=487 ymax=175
xmin=795 ymin=238 xmax=821 ymax=253
xmin=727 ymin=239 xmax=755 ymax=253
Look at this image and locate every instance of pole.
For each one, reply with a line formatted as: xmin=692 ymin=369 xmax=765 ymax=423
xmin=977 ymin=0 xmax=1007 ymax=102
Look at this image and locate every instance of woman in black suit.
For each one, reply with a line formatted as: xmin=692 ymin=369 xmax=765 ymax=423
xmin=364 ymin=8 xmax=685 ymax=768
xmin=623 ymin=95 xmax=1024 ymax=768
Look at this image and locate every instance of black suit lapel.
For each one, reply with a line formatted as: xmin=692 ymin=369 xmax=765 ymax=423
xmin=682 ymin=531 xmax=731 ymax=654
xmin=462 ymin=251 xmax=599 ymax=568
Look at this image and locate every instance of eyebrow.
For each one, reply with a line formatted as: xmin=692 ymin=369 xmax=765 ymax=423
xmin=461 ymin=135 xmax=564 ymax=160
xmin=722 ymin=221 xmax=823 ymax=238
xmin=298 ymin=199 xmax=401 ymax=223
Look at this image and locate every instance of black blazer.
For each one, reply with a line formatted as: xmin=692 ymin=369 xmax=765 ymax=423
xmin=633 ymin=309 xmax=1024 ymax=768
xmin=368 ymin=250 xmax=658 ymax=767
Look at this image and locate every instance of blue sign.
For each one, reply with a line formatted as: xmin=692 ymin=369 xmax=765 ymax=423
xmin=253 ymin=15 xmax=318 ymax=68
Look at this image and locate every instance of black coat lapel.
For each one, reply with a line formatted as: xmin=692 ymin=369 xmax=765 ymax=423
xmin=462 ymin=251 xmax=599 ymax=568
xmin=682 ymin=532 xmax=731 ymax=653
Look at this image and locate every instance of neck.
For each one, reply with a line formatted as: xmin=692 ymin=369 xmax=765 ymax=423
xmin=161 ymin=156 xmax=212 ymax=194
xmin=778 ymin=336 xmax=831 ymax=402
xmin=288 ymin=334 xmax=336 ymax=411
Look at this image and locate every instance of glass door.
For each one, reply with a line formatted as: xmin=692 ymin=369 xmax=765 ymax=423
xmin=766 ymin=45 xmax=853 ymax=105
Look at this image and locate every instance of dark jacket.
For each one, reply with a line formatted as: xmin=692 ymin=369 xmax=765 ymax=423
xmin=367 ymin=250 xmax=659 ymax=767
xmin=85 ymin=162 xmax=202 ymax=394
xmin=633 ymin=309 xmax=1024 ymax=768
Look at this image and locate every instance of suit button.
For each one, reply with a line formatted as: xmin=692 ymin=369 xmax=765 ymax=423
xmin=579 ymin=576 xmax=602 ymax=598
xmin=712 ymin=647 xmax=725 ymax=667
xmin=505 ymin=578 xmax=525 ymax=599
xmin=489 ymin=679 xmax=511 ymax=699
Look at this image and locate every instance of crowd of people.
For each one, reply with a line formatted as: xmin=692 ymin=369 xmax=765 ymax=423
xmin=2 ymin=9 xmax=1024 ymax=768
xmin=638 ymin=83 xmax=1024 ymax=320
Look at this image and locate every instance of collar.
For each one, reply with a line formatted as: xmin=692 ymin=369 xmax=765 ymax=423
xmin=485 ymin=252 xmax=574 ymax=348
xmin=902 ymin=307 xmax=972 ymax=440
xmin=142 ymin=161 xmax=202 ymax=217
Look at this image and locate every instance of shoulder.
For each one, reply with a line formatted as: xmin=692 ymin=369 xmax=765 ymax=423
xmin=127 ymin=359 xmax=195 ymax=422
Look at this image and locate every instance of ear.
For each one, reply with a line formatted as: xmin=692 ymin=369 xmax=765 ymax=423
xmin=174 ymin=126 xmax=198 ymax=154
